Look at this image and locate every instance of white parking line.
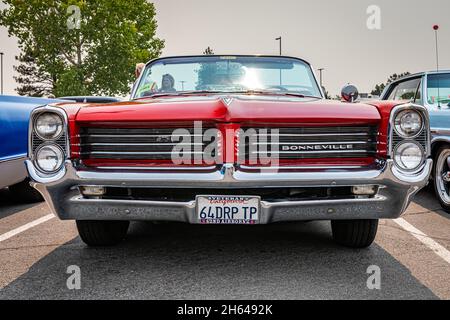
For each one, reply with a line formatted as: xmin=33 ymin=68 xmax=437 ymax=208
xmin=393 ymin=218 xmax=450 ymax=264
xmin=0 ymin=214 xmax=55 ymax=243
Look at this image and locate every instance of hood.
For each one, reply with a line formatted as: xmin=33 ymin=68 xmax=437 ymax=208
xmin=75 ymin=95 xmax=381 ymax=125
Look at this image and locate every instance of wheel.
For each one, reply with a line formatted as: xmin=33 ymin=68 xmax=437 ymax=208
xmin=433 ymin=146 xmax=450 ymax=213
xmin=76 ymin=220 xmax=129 ymax=246
xmin=331 ymin=219 xmax=378 ymax=248
xmin=9 ymin=180 xmax=43 ymax=203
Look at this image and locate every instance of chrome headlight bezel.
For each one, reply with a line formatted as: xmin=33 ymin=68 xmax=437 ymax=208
xmin=394 ymin=109 xmax=424 ymax=139
xmin=34 ymin=144 xmax=65 ymax=174
xmin=34 ymin=112 xmax=64 ymax=140
xmin=393 ymin=140 xmax=425 ymax=172
xmin=29 ymin=106 xmax=69 ymax=177
xmin=389 ymin=103 xmax=430 ymax=175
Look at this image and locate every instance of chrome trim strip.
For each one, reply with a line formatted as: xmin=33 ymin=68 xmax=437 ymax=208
xmin=250 ymin=150 xmax=370 ymax=154
xmin=80 ymin=143 xmax=205 ymax=146
xmin=254 ymin=133 xmax=371 ymax=137
xmin=79 ymin=134 xmax=205 ymax=138
xmin=250 ymin=141 xmax=370 ymax=146
xmin=86 ymin=151 xmax=205 ymax=155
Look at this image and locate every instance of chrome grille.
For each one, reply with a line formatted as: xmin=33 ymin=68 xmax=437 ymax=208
xmin=240 ymin=126 xmax=378 ymax=160
xmin=32 ymin=132 xmax=67 ymax=154
xmin=79 ymin=127 xmax=217 ymax=160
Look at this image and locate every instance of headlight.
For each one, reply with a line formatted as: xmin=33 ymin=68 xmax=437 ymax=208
xmin=394 ymin=110 xmax=423 ymax=138
xmin=35 ymin=145 xmax=64 ymax=173
xmin=35 ymin=112 xmax=63 ymax=140
xmin=394 ymin=142 xmax=424 ymax=171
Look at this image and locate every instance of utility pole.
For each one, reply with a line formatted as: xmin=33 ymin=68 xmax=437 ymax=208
xmin=0 ymin=52 xmax=4 ymax=95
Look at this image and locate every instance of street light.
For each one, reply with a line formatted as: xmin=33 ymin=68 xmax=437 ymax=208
xmin=275 ymin=37 xmax=282 ymax=85
xmin=433 ymin=25 xmax=441 ymax=108
xmin=318 ymin=68 xmax=325 ymax=87
xmin=0 ymin=52 xmax=4 ymax=95
xmin=433 ymin=25 xmax=440 ymax=71
xmin=275 ymin=37 xmax=282 ymax=55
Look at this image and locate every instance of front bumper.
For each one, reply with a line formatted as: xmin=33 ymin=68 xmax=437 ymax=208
xmin=27 ymin=159 xmax=432 ymax=223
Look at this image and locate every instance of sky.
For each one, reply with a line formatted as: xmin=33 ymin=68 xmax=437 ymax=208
xmin=1 ymin=0 xmax=450 ymax=97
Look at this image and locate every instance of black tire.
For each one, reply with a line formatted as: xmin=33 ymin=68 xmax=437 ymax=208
xmin=9 ymin=180 xmax=43 ymax=203
xmin=331 ymin=219 xmax=378 ymax=248
xmin=76 ymin=220 xmax=129 ymax=247
xmin=433 ymin=145 xmax=450 ymax=213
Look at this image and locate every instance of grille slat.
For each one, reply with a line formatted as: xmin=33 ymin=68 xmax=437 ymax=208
xmin=80 ymin=127 xmax=217 ymax=161
xmin=240 ymin=126 xmax=378 ymax=161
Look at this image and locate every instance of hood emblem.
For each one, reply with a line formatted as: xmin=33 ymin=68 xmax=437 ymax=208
xmin=222 ymin=97 xmax=234 ymax=106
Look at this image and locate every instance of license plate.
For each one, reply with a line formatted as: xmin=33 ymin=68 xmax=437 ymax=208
xmin=197 ymin=196 xmax=260 ymax=224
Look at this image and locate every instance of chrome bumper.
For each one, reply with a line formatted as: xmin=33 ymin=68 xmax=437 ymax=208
xmin=26 ymin=159 xmax=432 ymax=223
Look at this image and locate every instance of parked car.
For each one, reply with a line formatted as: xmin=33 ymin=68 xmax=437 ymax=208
xmin=25 ymin=55 xmax=432 ymax=248
xmin=381 ymin=71 xmax=450 ymax=213
xmin=0 ymin=95 xmax=68 ymax=202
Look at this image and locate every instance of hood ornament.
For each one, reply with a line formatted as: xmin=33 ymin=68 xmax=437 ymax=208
xmin=222 ymin=97 xmax=234 ymax=106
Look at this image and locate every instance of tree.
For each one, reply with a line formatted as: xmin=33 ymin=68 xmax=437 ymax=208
xmin=203 ymin=47 xmax=214 ymax=55
xmin=371 ymin=72 xmax=411 ymax=96
xmin=14 ymin=49 xmax=55 ymax=97
xmin=0 ymin=0 xmax=164 ymax=97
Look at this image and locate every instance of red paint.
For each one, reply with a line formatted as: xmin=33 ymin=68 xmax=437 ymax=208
xmin=52 ymin=96 xmax=400 ymax=167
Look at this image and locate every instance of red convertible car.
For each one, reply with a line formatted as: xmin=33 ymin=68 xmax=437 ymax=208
xmin=26 ymin=55 xmax=432 ymax=248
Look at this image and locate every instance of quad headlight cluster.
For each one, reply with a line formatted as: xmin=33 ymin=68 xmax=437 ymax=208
xmin=391 ymin=106 xmax=429 ymax=172
xmin=30 ymin=108 xmax=68 ymax=175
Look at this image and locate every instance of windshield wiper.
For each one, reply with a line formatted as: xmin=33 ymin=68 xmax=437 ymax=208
xmin=230 ymin=90 xmax=321 ymax=99
xmin=142 ymin=90 xmax=223 ymax=99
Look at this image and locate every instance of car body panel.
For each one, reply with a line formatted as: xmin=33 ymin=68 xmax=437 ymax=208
xmin=74 ymin=95 xmax=381 ymax=124
xmin=0 ymin=95 xmax=68 ymax=189
xmin=381 ymin=71 xmax=450 ymax=147
xmin=26 ymin=55 xmax=432 ymax=224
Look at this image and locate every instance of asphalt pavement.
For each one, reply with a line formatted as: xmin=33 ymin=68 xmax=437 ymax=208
xmin=0 ymin=186 xmax=449 ymax=300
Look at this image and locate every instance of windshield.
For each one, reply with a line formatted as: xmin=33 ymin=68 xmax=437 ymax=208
xmin=427 ymin=73 xmax=450 ymax=106
xmin=133 ymin=56 xmax=322 ymax=99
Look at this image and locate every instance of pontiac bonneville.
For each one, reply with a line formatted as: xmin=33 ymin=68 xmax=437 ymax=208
xmin=26 ymin=55 xmax=432 ymax=248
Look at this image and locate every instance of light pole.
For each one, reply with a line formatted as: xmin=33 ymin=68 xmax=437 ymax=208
xmin=180 ymin=81 xmax=186 ymax=91
xmin=318 ymin=68 xmax=325 ymax=87
xmin=433 ymin=25 xmax=440 ymax=71
xmin=275 ymin=37 xmax=282 ymax=55
xmin=433 ymin=25 xmax=441 ymax=107
xmin=275 ymin=37 xmax=282 ymax=85
xmin=0 ymin=52 xmax=4 ymax=95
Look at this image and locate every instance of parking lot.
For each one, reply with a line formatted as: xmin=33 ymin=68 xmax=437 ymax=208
xmin=0 ymin=186 xmax=449 ymax=300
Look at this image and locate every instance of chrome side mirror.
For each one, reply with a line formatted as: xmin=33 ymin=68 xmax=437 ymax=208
xmin=341 ymin=84 xmax=359 ymax=103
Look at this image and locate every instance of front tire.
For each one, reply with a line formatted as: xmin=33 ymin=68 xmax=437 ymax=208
xmin=76 ymin=220 xmax=129 ymax=247
xmin=331 ymin=219 xmax=378 ymax=248
xmin=433 ymin=146 xmax=450 ymax=213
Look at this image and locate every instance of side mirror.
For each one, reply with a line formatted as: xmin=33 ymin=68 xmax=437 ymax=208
xmin=341 ymin=84 xmax=359 ymax=103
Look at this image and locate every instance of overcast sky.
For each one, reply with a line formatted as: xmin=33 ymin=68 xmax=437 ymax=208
xmin=1 ymin=0 xmax=449 ymax=96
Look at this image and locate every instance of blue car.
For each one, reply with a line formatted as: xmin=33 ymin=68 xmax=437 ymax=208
xmin=0 ymin=95 xmax=67 ymax=202
xmin=381 ymin=71 xmax=450 ymax=213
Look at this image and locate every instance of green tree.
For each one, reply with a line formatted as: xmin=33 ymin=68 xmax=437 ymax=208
xmin=371 ymin=72 xmax=411 ymax=96
xmin=0 ymin=0 xmax=164 ymax=97
xmin=14 ymin=49 xmax=55 ymax=97
xmin=203 ymin=47 xmax=214 ymax=55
